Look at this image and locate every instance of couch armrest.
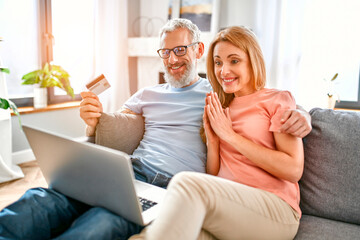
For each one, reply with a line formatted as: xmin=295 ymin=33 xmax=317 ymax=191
xmin=95 ymin=112 xmax=145 ymax=155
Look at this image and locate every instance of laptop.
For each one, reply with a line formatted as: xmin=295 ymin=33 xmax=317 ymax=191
xmin=22 ymin=124 xmax=167 ymax=226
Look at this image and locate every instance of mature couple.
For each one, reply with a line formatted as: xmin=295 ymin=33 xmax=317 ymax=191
xmin=0 ymin=19 xmax=310 ymax=239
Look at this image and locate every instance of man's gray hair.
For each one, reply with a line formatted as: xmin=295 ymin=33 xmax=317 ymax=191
xmin=159 ymin=18 xmax=201 ymax=43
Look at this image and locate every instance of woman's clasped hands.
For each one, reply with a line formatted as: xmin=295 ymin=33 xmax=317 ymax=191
xmin=203 ymin=91 xmax=235 ymax=144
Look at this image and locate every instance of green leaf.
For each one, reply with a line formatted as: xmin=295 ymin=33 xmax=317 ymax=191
xmin=0 ymin=98 xmax=10 ymax=109
xmin=59 ymin=77 xmax=75 ymax=98
xmin=67 ymin=85 xmax=75 ymax=98
xmin=22 ymin=70 xmax=41 ymax=80
xmin=21 ymin=63 xmax=74 ymax=99
xmin=43 ymin=62 xmax=50 ymax=75
xmin=331 ymin=73 xmax=338 ymax=81
xmin=22 ymin=78 xmax=38 ymax=85
xmin=0 ymin=68 xmax=10 ymax=74
xmin=0 ymin=98 xmax=23 ymax=129
xmin=8 ymin=99 xmax=22 ymax=129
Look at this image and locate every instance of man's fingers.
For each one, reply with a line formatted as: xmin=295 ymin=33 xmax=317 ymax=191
xmin=290 ymin=126 xmax=307 ymax=138
xmin=280 ymin=115 xmax=297 ymax=132
xmin=80 ymin=91 xmax=98 ymax=99
xmin=281 ymin=119 xmax=312 ymax=138
xmin=80 ymin=97 xmax=102 ymax=108
xmin=280 ymin=108 xmax=312 ymax=138
xmin=80 ymin=104 xmax=101 ymax=113
xmin=297 ymin=124 xmax=312 ymax=138
xmin=280 ymin=110 xmax=292 ymax=123
xmin=81 ymin=112 xmax=101 ymax=119
xmin=280 ymin=109 xmax=304 ymax=132
xmin=283 ymin=122 xmax=301 ymax=135
xmin=80 ymin=106 xmax=101 ymax=117
xmin=80 ymin=97 xmax=103 ymax=113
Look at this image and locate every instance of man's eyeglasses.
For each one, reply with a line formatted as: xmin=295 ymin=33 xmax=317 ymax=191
xmin=157 ymin=42 xmax=199 ymax=59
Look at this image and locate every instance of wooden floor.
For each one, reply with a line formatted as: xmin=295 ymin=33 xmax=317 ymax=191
xmin=0 ymin=160 xmax=47 ymax=210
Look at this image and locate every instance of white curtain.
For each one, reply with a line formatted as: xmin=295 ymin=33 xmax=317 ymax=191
xmin=0 ymin=58 xmax=24 ymax=183
xmin=254 ymin=0 xmax=306 ymax=98
xmin=95 ymin=0 xmax=130 ymax=112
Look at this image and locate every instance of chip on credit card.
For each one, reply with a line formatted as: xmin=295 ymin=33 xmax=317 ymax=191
xmin=86 ymin=74 xmax=111 ymax=95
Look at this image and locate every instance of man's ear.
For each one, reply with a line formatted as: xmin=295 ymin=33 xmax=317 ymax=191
xmin=196 ymin=42 xmax=205 ymax=59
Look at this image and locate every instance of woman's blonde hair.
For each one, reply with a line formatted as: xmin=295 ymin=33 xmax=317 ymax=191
xmin=206 ymin=26 xmax=266 ymax=108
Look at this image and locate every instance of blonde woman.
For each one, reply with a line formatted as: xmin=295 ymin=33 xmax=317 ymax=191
xmin=130 ymin=26 xmax=304 ymax=240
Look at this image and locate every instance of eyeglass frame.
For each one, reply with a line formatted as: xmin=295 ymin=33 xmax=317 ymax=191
xmin=157 ymin=42 xmax=199 ymax=59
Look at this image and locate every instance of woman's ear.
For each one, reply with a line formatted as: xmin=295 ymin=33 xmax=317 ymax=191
xmin=196 ymin=42 xmax=205 ymax=59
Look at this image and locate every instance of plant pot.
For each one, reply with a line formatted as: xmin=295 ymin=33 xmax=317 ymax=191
xmin=327 ymin=96 xmax=337 ymax=109
xmin=34 ymin=86 xmax=47 ymax=109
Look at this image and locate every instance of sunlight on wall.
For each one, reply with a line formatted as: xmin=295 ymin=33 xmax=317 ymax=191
xmin=297 ymin=0 xmax=360 ymax=110
xmin=52 ymin=0 xmax=96 ymax=95
xmin=0 ymin=0 xmax=39 ymax=98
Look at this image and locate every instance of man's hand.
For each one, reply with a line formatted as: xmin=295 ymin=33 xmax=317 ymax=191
xmin=280 ymin=106 xmax=312 ymax=138
xmin=80 ymin=91 xmax=103 ymax=128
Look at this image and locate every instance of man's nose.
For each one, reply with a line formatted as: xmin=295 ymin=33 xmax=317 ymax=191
xmin=168 ymin=51 xmax=179 ymax=64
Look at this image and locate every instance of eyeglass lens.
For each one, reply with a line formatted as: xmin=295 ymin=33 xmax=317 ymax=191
xmin=160 ymin=46 xmax=187 ymax=58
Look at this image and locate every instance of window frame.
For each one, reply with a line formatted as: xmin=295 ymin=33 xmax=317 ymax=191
xmin=10 ymin=0 xmax=81 ymax=107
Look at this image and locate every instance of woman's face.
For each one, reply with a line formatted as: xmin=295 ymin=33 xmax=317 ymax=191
xmin=213 ymin=41 xmax=256 ymax=97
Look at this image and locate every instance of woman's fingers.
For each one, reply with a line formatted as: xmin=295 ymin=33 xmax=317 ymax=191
xmin=212 ymin=91 xmax=223 ymax=112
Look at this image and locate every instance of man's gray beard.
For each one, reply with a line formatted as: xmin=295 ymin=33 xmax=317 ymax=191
xmin=164 ymin=61 xmax=197 ymax=88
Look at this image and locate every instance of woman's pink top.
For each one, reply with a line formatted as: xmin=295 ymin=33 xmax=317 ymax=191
xmin=217 ymin=88 xmax=301 ymax=215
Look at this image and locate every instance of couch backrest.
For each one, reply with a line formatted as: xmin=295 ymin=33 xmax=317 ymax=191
xmin=300 ymin=108 xmax=360 ymax=224
xmin=95 ymin=112 xmax=145 ymax=155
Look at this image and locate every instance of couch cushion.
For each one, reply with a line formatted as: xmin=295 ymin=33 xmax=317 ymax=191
xmin=295 ymin=215 xmax=360 ymax=240
xmin=95 ymin=112 xmax=145 ymax=154
xmin=299 ymin=108 xmax=360 ymax=224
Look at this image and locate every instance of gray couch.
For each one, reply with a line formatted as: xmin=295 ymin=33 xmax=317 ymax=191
xmin=94 ymin=108 xmax=360 ymax=239
xmin=295 ymin=108 xmax=360 ymax=239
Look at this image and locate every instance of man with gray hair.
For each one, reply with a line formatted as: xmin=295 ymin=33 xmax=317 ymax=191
xmin=0 ymin=18 xmax=311 ymax=239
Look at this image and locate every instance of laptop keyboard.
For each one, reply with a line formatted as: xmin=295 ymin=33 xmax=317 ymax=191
xmin=138 ymin=197 xmax=158 ymax=211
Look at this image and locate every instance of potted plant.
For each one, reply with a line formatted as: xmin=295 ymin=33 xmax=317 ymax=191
xmin=22 ymin=63 xmax=75 ymax=108
xmin=0 ymin=67 xmax=20 ymax=126
xmin=0 ymin=67 xmax=24 ymax=182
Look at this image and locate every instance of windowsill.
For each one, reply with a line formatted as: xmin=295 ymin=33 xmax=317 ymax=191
xmin=334 ymin=108 xmax=360 ymax=112
xmin=11 ymin=101 xmax=81 ymax=116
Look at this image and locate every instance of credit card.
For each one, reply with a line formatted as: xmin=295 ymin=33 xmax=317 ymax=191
xmin=86 ymin=74 xmax=111 ymax=95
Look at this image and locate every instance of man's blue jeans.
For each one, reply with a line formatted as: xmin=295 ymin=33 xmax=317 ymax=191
xmin=0 ymin=159 xmax=172 ymax=240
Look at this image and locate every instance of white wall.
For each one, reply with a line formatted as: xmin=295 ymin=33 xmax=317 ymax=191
xmin=133 ymin=0 xmax=257 ymax=37
xmin=219 ymin=0 xmax=257 ymax=30
xmin=11 ymin=108 xmax=86 ymax=163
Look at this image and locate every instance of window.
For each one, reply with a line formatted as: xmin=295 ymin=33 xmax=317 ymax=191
xmin=50 ymin=0 xmax=96 ymax=103
xmin=0 ymin=0 xmax=40 ymax=106
xmin=300 ymin=0 xmax=360 ymax=109
xmin=335 ymin=68 xmax=360 ymax=109
xmin=0 ymin=0 xmax=96 ymax=106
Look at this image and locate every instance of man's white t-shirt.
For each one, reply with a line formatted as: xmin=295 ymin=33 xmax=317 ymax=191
xmin=123 ymin=78 xmax=212 ymax=175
